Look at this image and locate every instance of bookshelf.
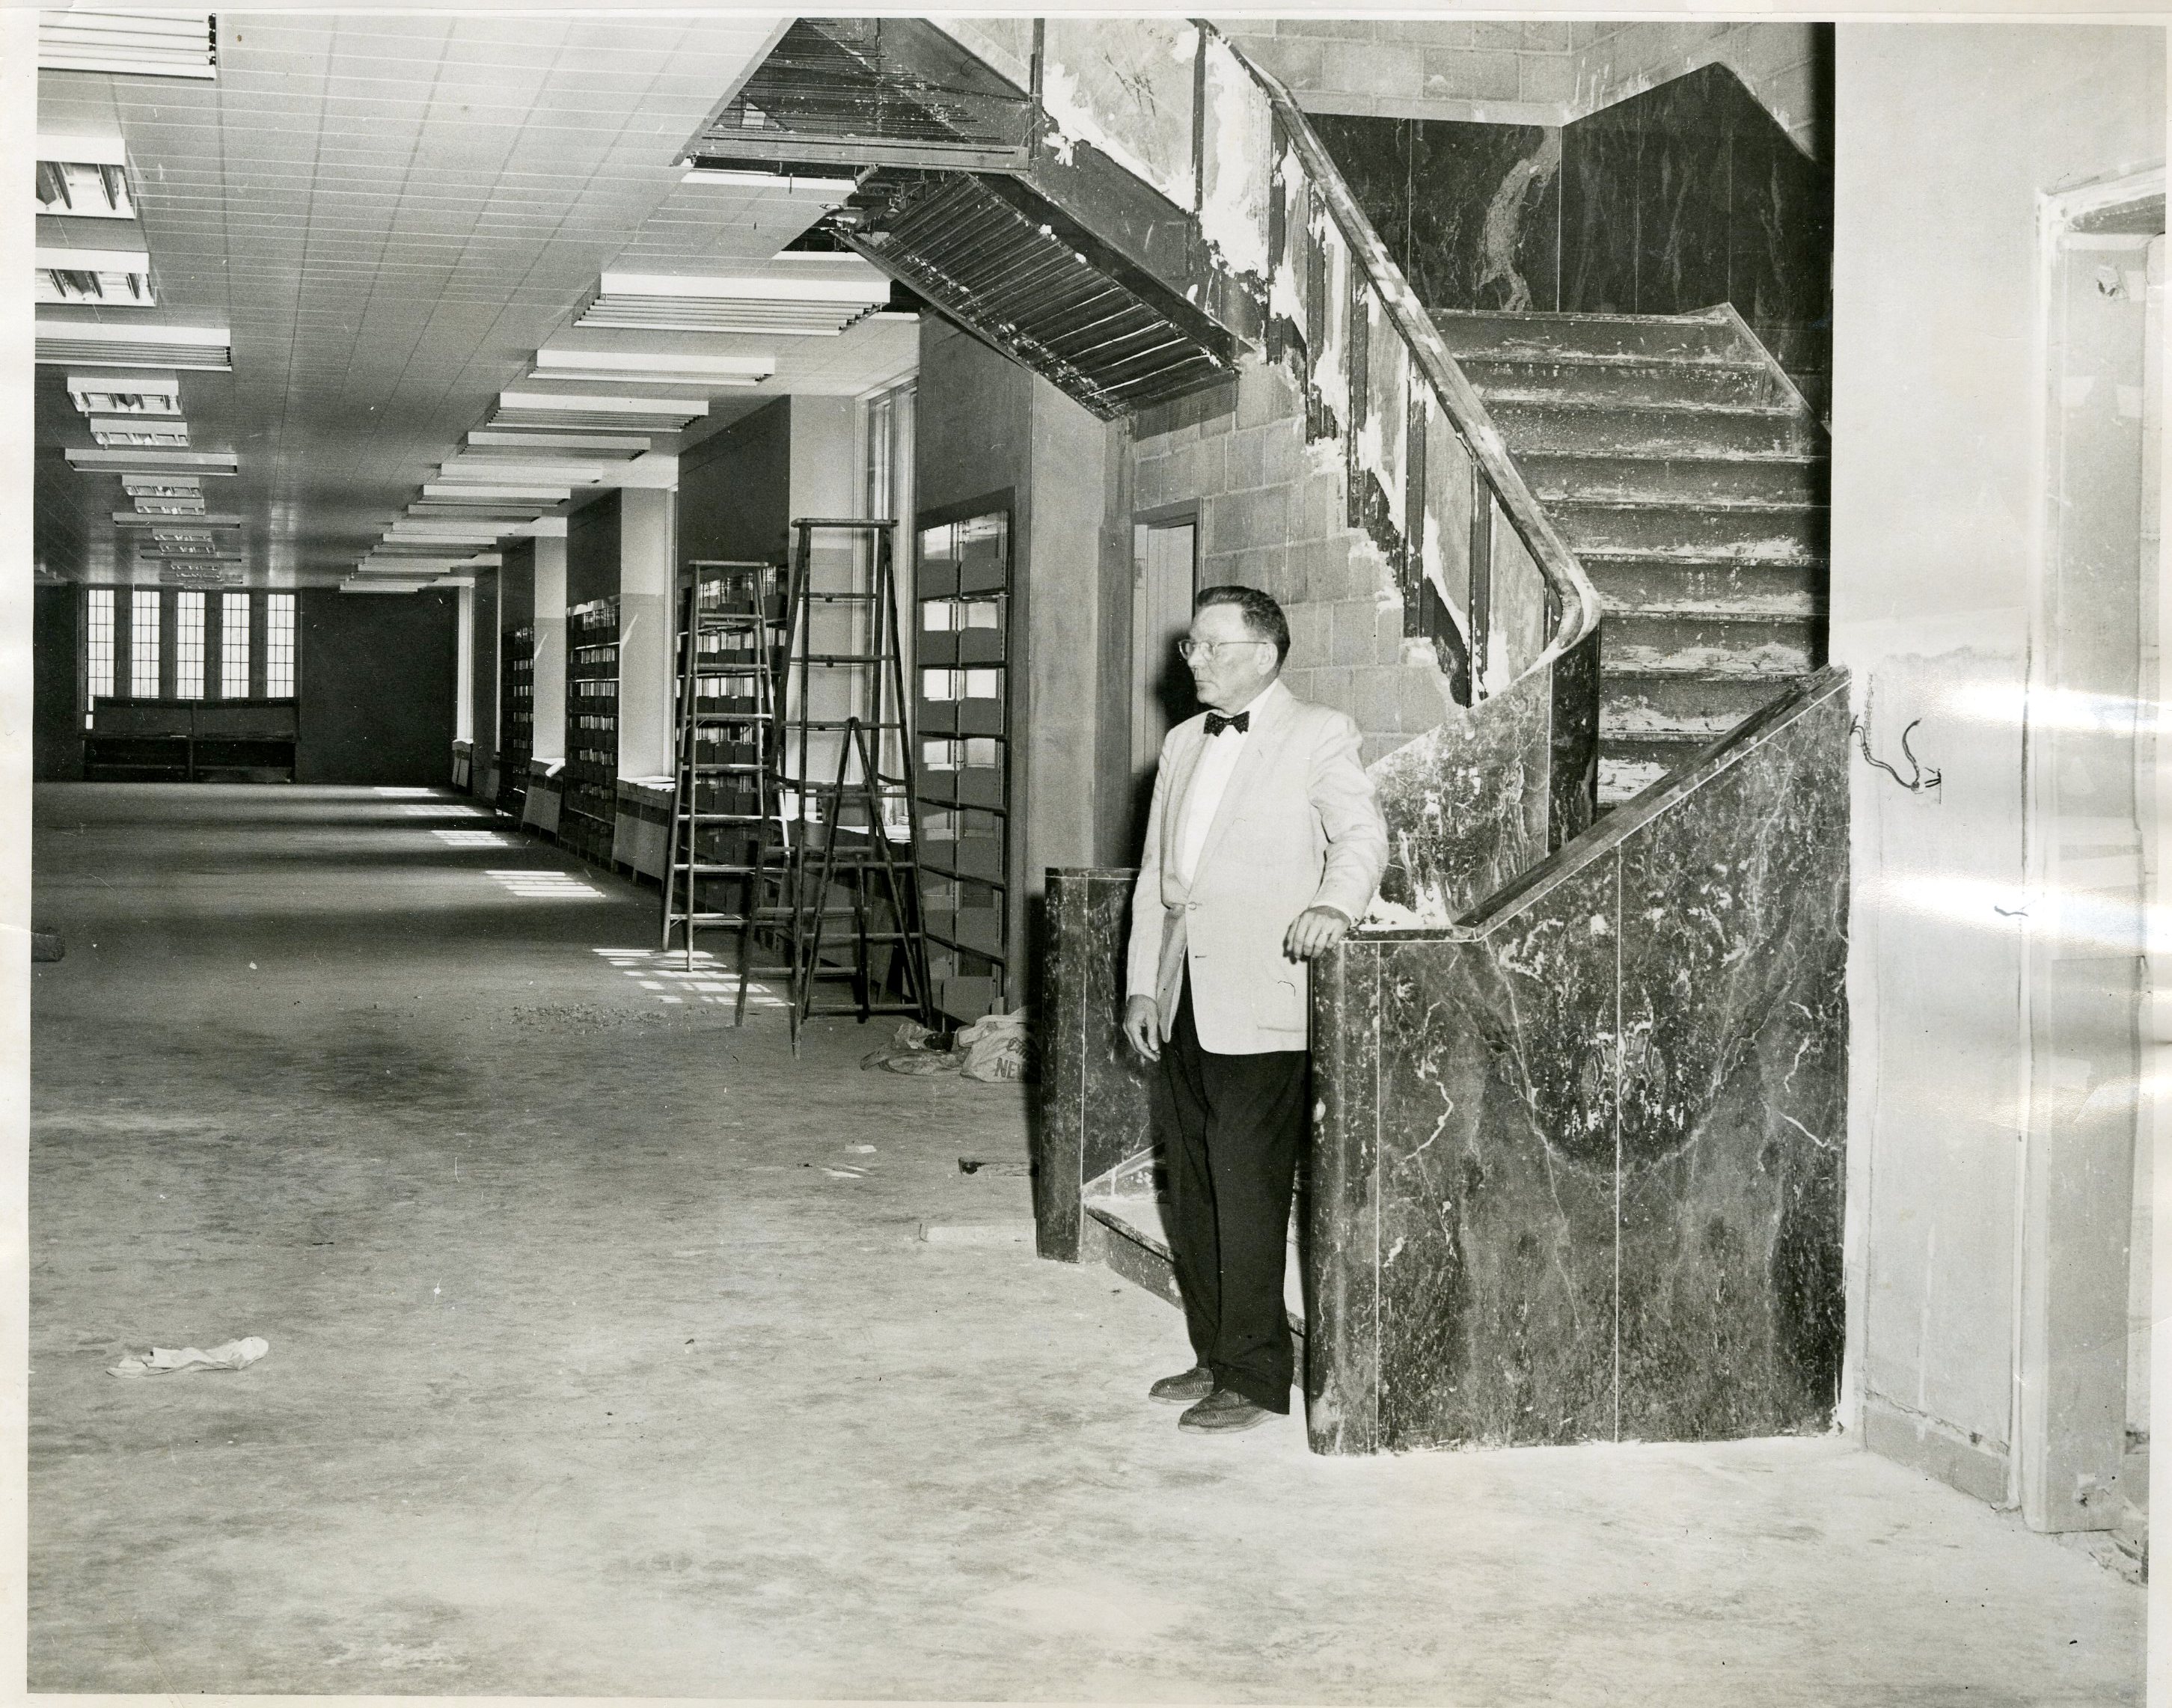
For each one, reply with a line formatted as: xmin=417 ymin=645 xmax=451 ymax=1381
xmin=563 ymin=597 xmax=620 ymax=864
xmin=911 ymin=509 xmax=1012 ymax=1024
xmin=499 ymin=623 xmax=534 ymax=816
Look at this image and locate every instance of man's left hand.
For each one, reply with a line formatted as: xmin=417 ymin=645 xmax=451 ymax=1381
xmin=1284 ymin=905 xmax=1352 ymax=962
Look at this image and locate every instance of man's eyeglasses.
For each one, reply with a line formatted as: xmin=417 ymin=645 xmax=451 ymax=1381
xmin=1177 ymin=637 xmax=1269 ymax=661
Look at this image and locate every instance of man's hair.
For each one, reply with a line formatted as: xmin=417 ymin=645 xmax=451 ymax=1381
xmin=1195 ymin=584 xmax=1291 ymax=664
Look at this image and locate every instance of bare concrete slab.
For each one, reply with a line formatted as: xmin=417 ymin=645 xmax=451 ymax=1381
xmin=28 ymin=784 xmax=2144 ymax=1703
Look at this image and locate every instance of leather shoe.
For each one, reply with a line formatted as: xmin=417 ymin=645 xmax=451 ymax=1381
xmin=1148 ymin=1365 xmax=1214 ymax=1405
xmin=1178 ymin=1388 xmax=1275 ymax=1433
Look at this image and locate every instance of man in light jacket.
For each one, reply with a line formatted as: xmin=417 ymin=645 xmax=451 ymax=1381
xmin=1122 ymin=584 xmax=1389 ymax=1434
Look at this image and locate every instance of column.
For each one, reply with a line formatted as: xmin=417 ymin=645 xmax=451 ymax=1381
xmin=532 ymin=534 xmax=567 ymax=762
xmin=468 ymin=569 xmax=498 ymax=798
xmin=616 ymin=487 xmax=675 ymax=780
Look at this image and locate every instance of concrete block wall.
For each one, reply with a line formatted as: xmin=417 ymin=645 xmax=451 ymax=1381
xmin=1130 ymin=359 xmax=1447 ymax=769
xmin=1223 ymin=19 xmax=1572 ymax=126
xmin=1218 ymin=17 xmax=1824 ymax=154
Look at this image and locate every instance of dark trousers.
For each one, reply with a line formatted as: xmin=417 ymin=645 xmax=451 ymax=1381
xmin=1151 ymin=975 xmax=1309 ymax=1412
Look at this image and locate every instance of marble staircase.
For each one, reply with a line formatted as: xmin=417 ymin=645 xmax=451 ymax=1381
xmin=1434 ymin=306 xmax=1829 ymax=806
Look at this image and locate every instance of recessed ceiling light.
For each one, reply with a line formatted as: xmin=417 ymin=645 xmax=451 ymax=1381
xmin=420 ymin=482 xmax=572 ymax=502
xmin=88 ymin=417 xmax=189 ymax=447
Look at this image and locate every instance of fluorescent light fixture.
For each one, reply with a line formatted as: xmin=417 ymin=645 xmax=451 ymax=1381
xmin=37 ymin=133 xmax=127 ymax=167
xmin=420 ymin=483 xmax=572 ymax=501
xmin=130 ymin=497 xmax=206 ymax=515
xmin=67 ymin=447 xmax=236 ymax=472
xmin=680 ymin=167 xmax=857 ymax=198
xmin=498 ymin=391 xmax=706 ymax=419
xmin=38 ymin=321 xmax=230 ymax=370
xmin=467 ymin=429 xmax=652 ymax=456
xmin=112 ymin=512 xmax=239 ymax=526
xmin=37 ymin=246 xmax=151 ymax=275
xmin=343 ymin=582 xmax=432 ymax=594
xmin=435 ymin=460 xmax=615 ymax=485
xmin=522 ymin=367 xmax=761 ymax=390
xmin=34 ymin=150 xmax=133 ymax=219
xmin=69 ymin=372 xmax=181 ymax=416
xmin=38 ymin=10 xmax=217 ymax=80
xmin=89 ymin=417 xmax=188 ymax=446
xmin=123 ymin=475 xmax=200 ymax=495
xmin=534 ymin=349 xmax=772 ymax=379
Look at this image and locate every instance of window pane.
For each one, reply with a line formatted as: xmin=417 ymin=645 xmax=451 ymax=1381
xmin=87 ymin=588 xmax=114 ymax=700
xmin=265 ymin=592 xmax=295 ymax=696
xmin=174 ymin=590 xmax=204 ymax=698
xmin=129 ymin=590 xmax=160 ymax=697
xmin=220 ymin=593 xmax=249 ymax=697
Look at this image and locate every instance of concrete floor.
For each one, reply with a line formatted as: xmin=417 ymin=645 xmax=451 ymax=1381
xmin=28 ymin=783 xmax=2145 ymax=1703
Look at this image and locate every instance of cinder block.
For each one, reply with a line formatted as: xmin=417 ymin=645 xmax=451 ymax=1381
xmin=1471 ymin=21 xmax=1524 ymax=49
xmin=1310 ymin=665 xmax=1358 ymax=721
xmin=1397 ymin=663 xmax=1448 ymax=732
xmin=1523 ymin=21 xmax=1573 ymax=50
xmin=1331 ymin=598 xmax=1377 ymax=667
xmin=1378 ymin=19 xmax=1472 ymax=48
xmin=1330 ymin=39 xmax=1422 ymax=98
xmin=1252 ymin=34 xmax=1324 ymax=85
xmin=1353 ymin=666 xmax=1405 ymax=734
xmin=1287 ymin=601 xmax=1332 ymax=665
xmin=1374 ymin=600 xmax=1408 ymax=666
xmin=1279 ymin=18 xmax=1380 ymax=42
xmin=1258 ymin=425 xmax=1301 ymax=489
xmin=1226 ymin=427 xmax=1267 ymax=492
xmin=1519 ymin=52 xmax=1576 ymax=105
xmin=1235 ymin=365 xmax=1295 ymax=432
xmin=1238 ymin=545 xmax=1295 ymax=599
xmin=1424 ymin=47 xmax=1520 ymax=101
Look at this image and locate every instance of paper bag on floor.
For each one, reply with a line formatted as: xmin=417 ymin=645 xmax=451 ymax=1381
xmin=108 ymin=1336 xmax=269 ymax=1378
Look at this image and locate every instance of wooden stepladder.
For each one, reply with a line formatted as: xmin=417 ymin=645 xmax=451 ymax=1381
xmin=775 ymin=518 xmax=934 ymax=1049
xmin=661 ymin=561 xmax=792 ymax=1022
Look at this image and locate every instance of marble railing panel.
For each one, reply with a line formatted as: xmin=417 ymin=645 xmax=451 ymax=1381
xmin=1038 ymin=869 xmax=1156 ymax=1261
xmin=1309 ymin=668 xmax=1849 ymax=1453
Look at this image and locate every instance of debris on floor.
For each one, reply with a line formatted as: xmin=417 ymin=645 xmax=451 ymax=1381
xmin=859 ymin=1011 xmax=1030 ymax=1081
xmin=956 ymin=1010 xmax=1030 ymax=1082
xmin=108 ymin=1336 xmax=270 ymax=1378
xmin=958 ymin=1157 xmax=1031 ymax=1177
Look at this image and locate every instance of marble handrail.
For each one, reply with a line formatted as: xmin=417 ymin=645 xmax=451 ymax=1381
xmin=1211 ymin=23 xmax=1605 ymax=676
xmin=1306 ymin=667 xmax=1850 ymax=1454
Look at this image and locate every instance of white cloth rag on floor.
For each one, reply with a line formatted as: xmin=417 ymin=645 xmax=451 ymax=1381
xmin=107 ymin=1336 xmax=269 ymax=1378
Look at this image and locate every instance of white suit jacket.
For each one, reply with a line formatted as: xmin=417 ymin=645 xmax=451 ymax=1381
xmin=1125 ymin=679 xmax=1389 ymax=1054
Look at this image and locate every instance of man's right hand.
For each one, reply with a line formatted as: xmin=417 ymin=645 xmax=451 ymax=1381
xmin=1122 ymin=995 xmax=1160 ymax=1062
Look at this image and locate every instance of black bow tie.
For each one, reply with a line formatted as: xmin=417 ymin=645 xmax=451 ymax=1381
xmin=1204 ymin=710 xmax=1250 ymax=737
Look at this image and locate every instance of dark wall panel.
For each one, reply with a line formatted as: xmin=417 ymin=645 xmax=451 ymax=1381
xmin=295 ymin=590 xmax=459 ymax=784
xmin=499 ymin=538 xmax=534 ymax=632
xmin=1310 ymin=59 xmax=1832 ymax=408
xmin=1311 ymin=113 xmax=1562 ymax=312
xmin=678 ymin=397 xmax=793 ymax=567
xmin=566 ymin=488 xmax=621 ymax=608
xmin=1559 ymin=62 xmax=1832 ymax=405
xmin=34 ymin=584 xmax=84 ymax=781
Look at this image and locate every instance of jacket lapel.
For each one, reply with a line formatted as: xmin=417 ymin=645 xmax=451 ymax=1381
xmin=1189 ymin=682 xmax=1296 ymax=881
xmin=1160 ymin=720 xmax=1208 ymax=897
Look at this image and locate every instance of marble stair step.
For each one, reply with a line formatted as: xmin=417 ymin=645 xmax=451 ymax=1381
xmin=1604 ymin=603 xmax=1818 ymax=667
xmin=1460 ymin=353 xmax=1779 ymax=407
xmin=1431 ymin=307 xmax=1746 ymax=364
xmin=1082 ymin=1193 xmax=1308 ymax=1336
xmin=1582 ymin=548 xmax=1826 ymax=610
xmin=1603 ymin=669 xmax=1806 ymax=731
xmin=1523 ymin=450 xmax=1829 ymax=506
xmin=1547 ymin=495 xmax=1823 ymax=557
xmin=1489 ymin=396 xmax=1814 ymax=457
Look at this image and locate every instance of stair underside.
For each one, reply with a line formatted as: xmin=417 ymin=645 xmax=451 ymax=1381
xmin=1434 ymin=307 xmax=1829 ymax=812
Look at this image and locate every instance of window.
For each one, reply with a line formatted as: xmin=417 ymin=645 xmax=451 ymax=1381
xmin=129 ymin=590 xmax=159 ymax=696
xmin=219 ymin=593 xmax=249 ymax=697
xmin=265 ymin=593 xmax=296 ymax=696
xmin=174 ymin=590 xmax=204 ymax=697
xmin=87 ymin=588 xmax=114 ymax=700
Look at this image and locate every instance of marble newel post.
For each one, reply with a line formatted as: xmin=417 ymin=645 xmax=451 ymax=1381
xmin=616 ymin=489 xmax=675 ymax=781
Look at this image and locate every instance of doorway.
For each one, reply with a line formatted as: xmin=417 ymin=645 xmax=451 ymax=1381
xmin=2016 ymin=176 xmax=2163 ymax=1558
